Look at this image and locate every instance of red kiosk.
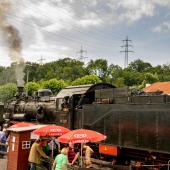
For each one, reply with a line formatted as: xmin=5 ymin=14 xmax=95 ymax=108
xmin=7 ymin=125 xmax=44 ymax=170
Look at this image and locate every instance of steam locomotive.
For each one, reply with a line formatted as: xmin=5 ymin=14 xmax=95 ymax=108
xmin=3 ymin=87 xmax=57 ymax=126
xmin=3 ymin=83 xmax=170 ymax=167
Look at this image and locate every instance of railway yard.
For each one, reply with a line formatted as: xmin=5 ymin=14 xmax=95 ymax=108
xmin=1 ymin=83 xmax=170 ymax=170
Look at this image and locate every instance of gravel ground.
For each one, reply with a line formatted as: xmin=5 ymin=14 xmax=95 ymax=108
xmin=0 ymin=157 xmax=7 ymax=170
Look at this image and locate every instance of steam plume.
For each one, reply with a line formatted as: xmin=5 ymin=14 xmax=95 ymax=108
xmin=0 ymin=0 xmax=25 ymax=86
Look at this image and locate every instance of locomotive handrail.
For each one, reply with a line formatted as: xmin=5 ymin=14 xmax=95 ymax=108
xmin=87 ymin=109 xmax=113 ymax=126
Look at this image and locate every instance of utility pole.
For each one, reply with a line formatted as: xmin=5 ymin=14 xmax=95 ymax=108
xmin=26 ymin=69 xmax=29 ymax=97
xmin=25 ymin=63 xmax=31 ymax=97
xmin=37 ymin=56 xmax=45 ymax=65
xmin=120 ymin=36 xmax=134 ymax=68
xmin=77 ymin=45 xmax=87 ymax=61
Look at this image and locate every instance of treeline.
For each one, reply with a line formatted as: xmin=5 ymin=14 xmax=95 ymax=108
xmin=0 ymin=57 xmax=170 ymax=102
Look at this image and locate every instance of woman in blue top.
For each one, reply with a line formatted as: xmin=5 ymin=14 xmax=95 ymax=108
xmin=52 ymin=147 xmax=69 ymax=170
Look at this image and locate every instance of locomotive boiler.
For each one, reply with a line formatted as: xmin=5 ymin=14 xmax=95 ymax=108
xmin=3 ymin=87 xmax=57 ymax=126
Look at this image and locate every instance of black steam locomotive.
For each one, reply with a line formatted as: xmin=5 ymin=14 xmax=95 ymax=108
xmin=3 ymin=83 xmax=170 ymax=166
xmin=3 ymin=87 xmax=57 ymax=126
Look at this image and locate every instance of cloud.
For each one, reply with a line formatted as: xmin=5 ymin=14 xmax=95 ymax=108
xmin=151 ymin=0 xmax=170 ymax=7
xmin=153 ymin=21 xmax=170 ymax=32
xmin=116 ymin=0 xmax=155 ymax=23
xmin=15 ymin=0 xmax=157 ymax=32
xmin=2 ymin=0 xmax=170 ymax=67
xmin=26 ymin=24 xmax=70 ymax=52
xmin=9 ymin=0 xmax=170 ymax=34
xmin=77 ymin=12 xmax=103 ymax=27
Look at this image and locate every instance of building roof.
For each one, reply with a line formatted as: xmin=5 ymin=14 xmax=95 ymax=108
xmin=144 ymin=82 xmax=170 ymax=94
xmin=7 ymin=124 xmax=46 ymax=132
xmin=56 ymin=84 xmax=92 ymax=98
xmin=56 ymin=83 xmax=115 ymax=99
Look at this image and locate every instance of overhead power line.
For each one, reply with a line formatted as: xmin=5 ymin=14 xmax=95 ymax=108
xmin=6 ymin=13 xmax=114 ymax=51
xmin=21 ymin=1 xmax=123 ymax=42
xmin=120 ymin=36 xmax=134 ymax=68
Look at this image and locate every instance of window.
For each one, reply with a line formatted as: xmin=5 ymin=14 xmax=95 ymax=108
xmin=22 ymin=141 xmax=31 ymax=149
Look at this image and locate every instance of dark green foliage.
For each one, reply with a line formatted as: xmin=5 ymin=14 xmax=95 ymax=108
xmin=25 ymin=82 xmax=40 ymax=96
xmin=71 ymin=75 xmax=102 ymax=85
xmin=0 ymin=57 xmax=170 ymax=102
xmin=86 ymin=59 xmax=109 ymax=82
xmin=127 ymin=59 xmax=153 ymax=72
xmin=41 ymin=79 xmax=67 ymax=94
xmin=0 ymin=83 xmax=17 ymax=102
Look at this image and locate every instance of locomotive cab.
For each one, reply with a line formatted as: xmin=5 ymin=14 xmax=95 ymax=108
xmin=55 ymin=83 xmax=115 ymax=129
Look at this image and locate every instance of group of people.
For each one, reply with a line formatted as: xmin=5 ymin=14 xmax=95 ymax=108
xmin=28 ymin=137 xmax=94 ymax=170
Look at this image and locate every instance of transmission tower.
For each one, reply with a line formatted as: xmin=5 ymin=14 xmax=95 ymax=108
xmin=77 ymin=45 xmax=87 ymax=61
xmin=120 ymin=36 xmax=134 ymax=68
xmin=37 ymin=56 xmax=45 ymax=65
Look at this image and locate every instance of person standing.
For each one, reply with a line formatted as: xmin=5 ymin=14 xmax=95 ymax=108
xmin=28 ymin=138 xmax=49 ymax=170
xmin=68 ymin=143 xmax=80 ymax=165
xmin=52 ymin=147 xmax=69 ymax=170
xmin=0 ymin=128 xmax=7 ymax=156
xmin=48 ymin=137 xmax=60 ymax=158
xmin=83 ymin=144 xmax=94 ymax=168
xmin=0 ymin=128 xmax=7 ymax=143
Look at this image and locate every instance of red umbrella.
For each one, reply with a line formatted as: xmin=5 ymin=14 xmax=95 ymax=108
xmin=9 ymin=122 xmax=34 ymax=128
xmin=58 ymin=128 xmax=107 ymax=143
xmin=32 ymin=125 xmax=70 ymax=136
xmin=58 ymin=129 xmax=106 ymax=167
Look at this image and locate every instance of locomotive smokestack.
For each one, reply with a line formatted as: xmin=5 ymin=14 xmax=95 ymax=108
xmin=17 ymin=86 xmax=24 ymax=98
xmin=0 ymin=1 xmax=25 ymax=85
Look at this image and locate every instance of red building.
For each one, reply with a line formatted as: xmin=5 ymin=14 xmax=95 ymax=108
xmin=7 ymin=125 xmax=44 ymax=170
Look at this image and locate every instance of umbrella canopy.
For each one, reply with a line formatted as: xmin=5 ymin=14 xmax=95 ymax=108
xmin=9 ymin=122 xmax=34 ymax=128
xmin=32 ymin=125 xmax=70 ymax=136
xmin=58 ymin=129 xmax=107 ymax=143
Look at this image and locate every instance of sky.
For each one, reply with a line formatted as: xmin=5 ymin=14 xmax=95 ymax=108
xmin=0 ymin=0 xmax=170 ymax=67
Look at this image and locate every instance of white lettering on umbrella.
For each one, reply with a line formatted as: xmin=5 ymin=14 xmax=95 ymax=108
xmin=50 ymin=129 xmax=62 ymax=132
xmin=73 ymin=140 xmax=89 ymax=143
xmin=74 ymin=134 xmax=87 ymax=138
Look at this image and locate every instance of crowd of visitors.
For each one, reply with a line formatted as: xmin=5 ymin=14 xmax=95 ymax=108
xmin=28 ymin=137 xmax=94 ymax=170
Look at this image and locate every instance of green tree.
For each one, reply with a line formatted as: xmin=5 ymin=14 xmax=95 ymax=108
xmin=160 ymin=64 xmax=170 ymax=81
xmin=0 ymin=66 xmax=16 ymax=85
xmin=144 ymin=73 xmax=159 ymax=84
xmin=41 ymin=79 xmax=67 ymax=94
xmin=122 ymin=70 xmax=144 ymax=86
xmin=114 ymin=77 xmax=125 ymax=87
xmin=43 ymin=58 xmax=87 ymax=82
xmin=128 ymin=59 xmax=153 ymax=72
xmin=0 ymin=83 xmax=17 ymax=102
xmin=71 ymin=75 xmax=102 ymax=85
xmin=107 ymin=64 xmax=123 ymax=85
xmin=24 ymin=62 xmax=45 ymax=82
xmin=25 ymin=82 xmax=40 ymax=96
xmin=86 ymin=59 xmax=108 ymax=81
